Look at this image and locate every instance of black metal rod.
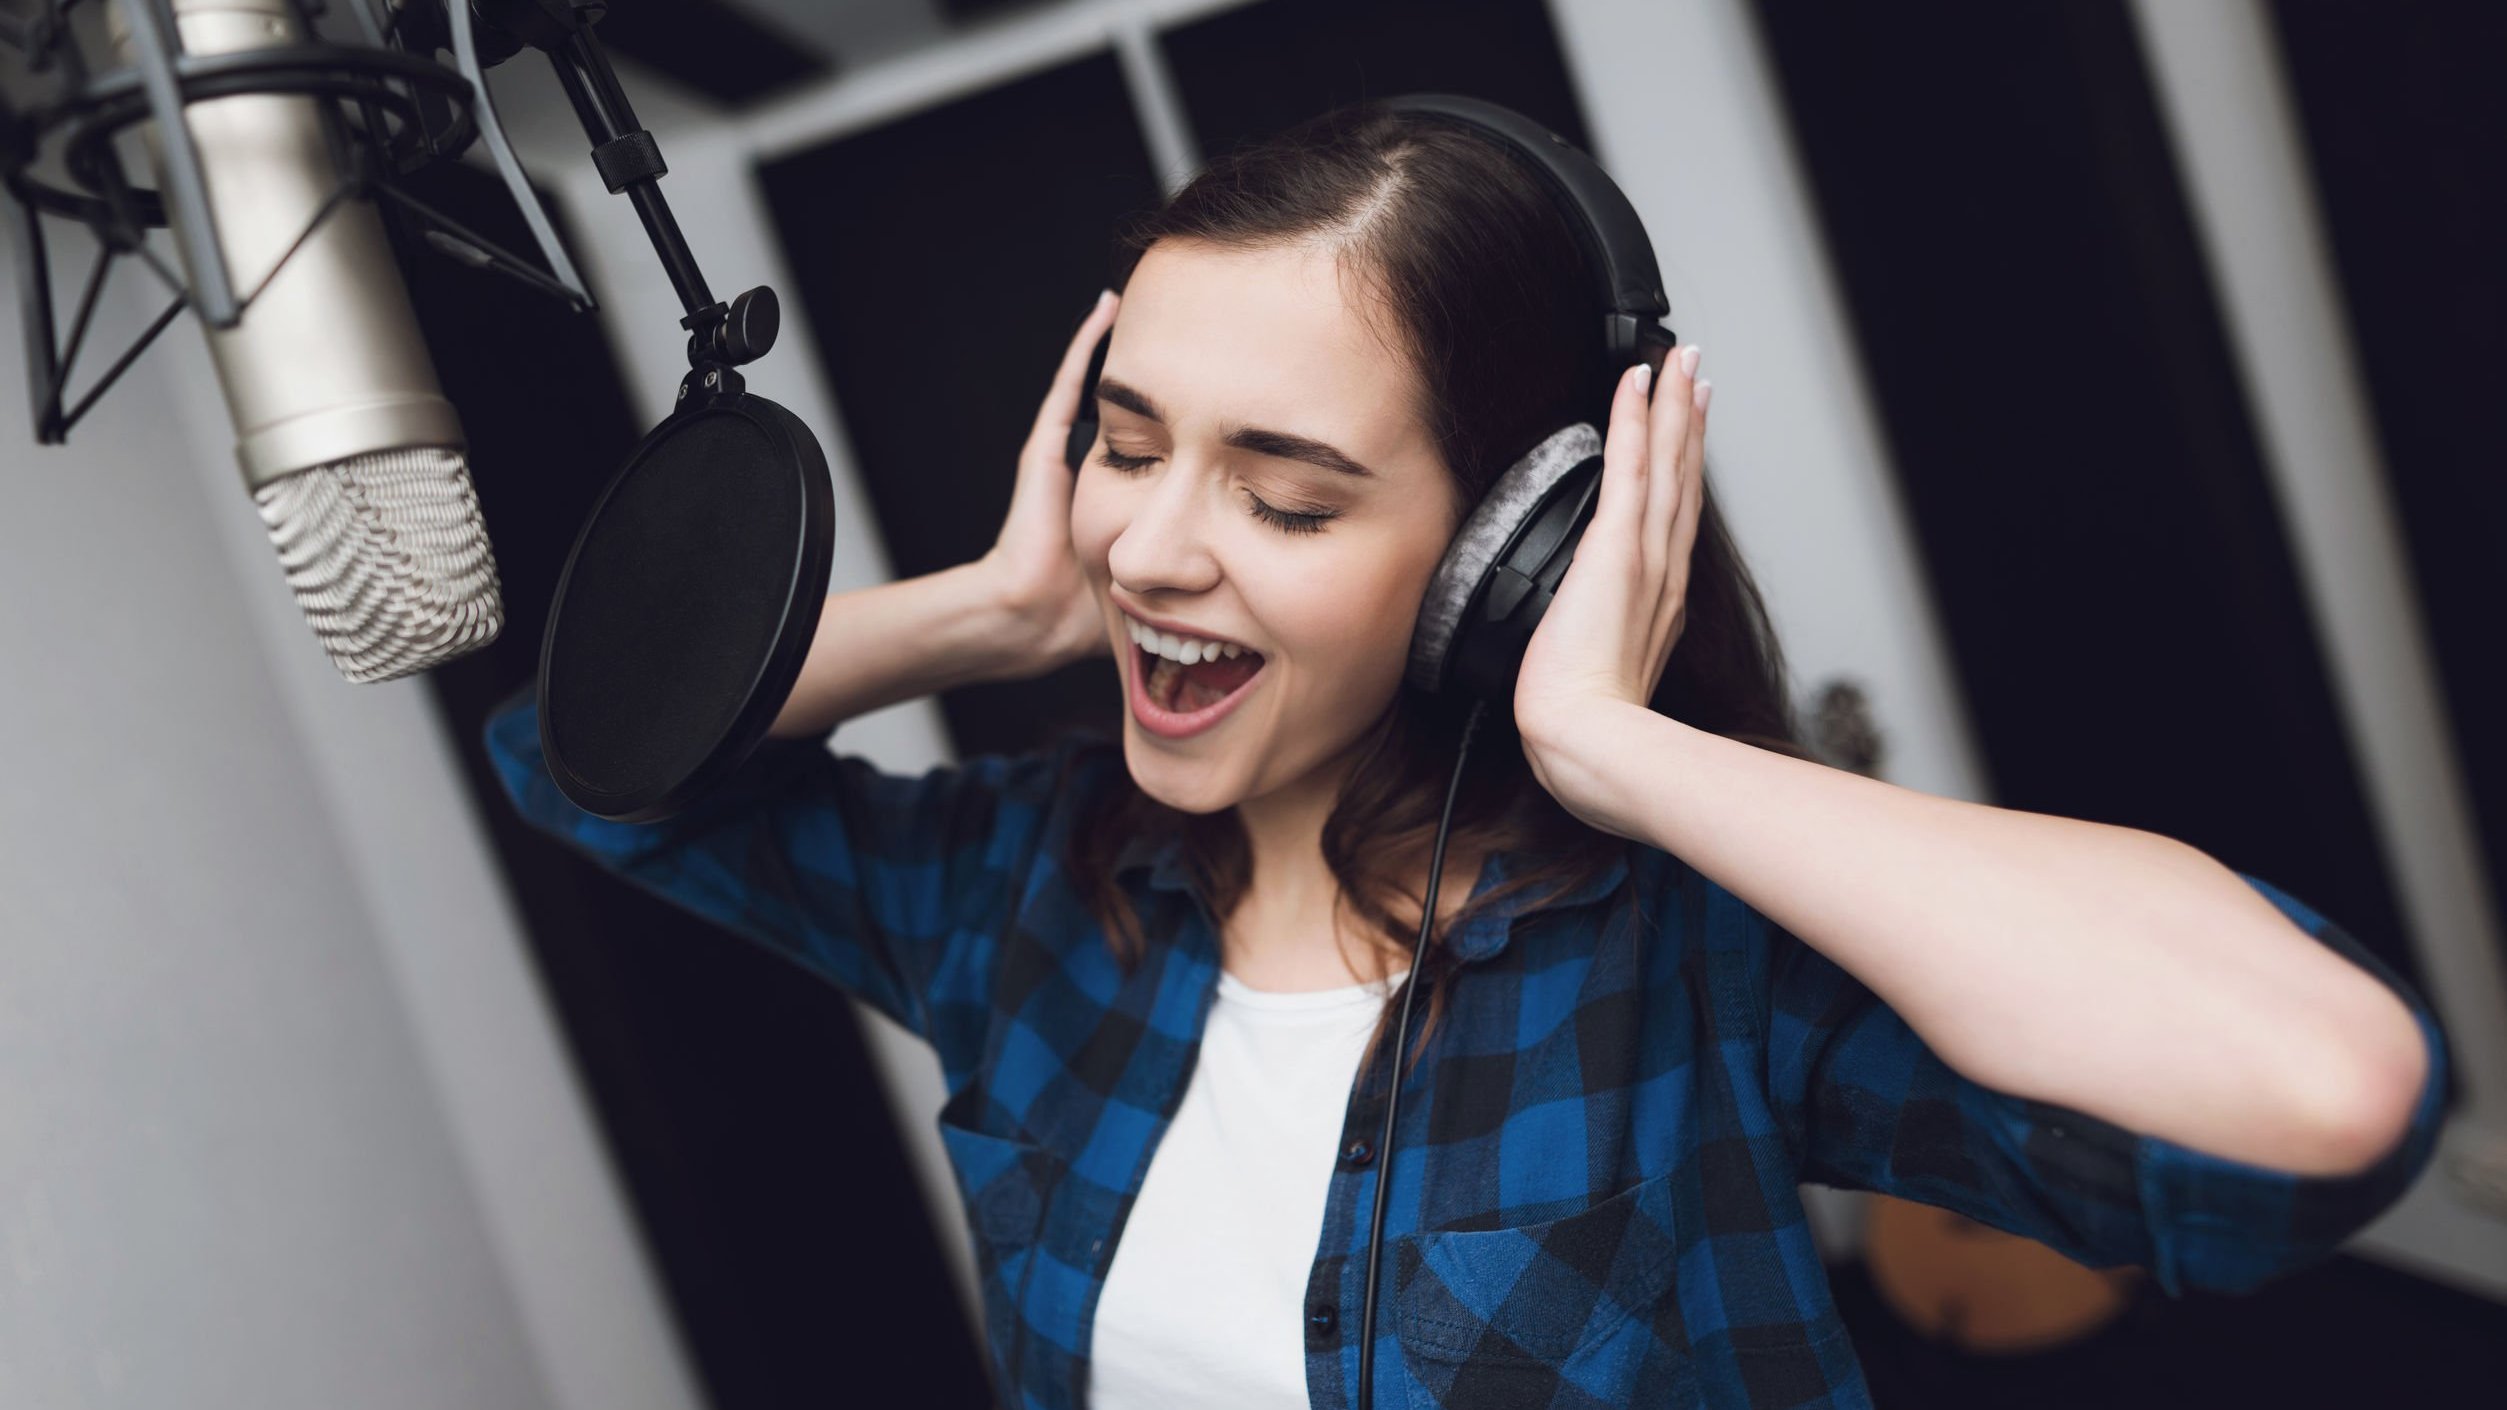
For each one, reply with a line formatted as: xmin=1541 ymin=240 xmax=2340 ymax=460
xmin=11 ymin=175 xmax=64 ymax=440
xmin=543 ymin=31 xmax=711 ymax=317
xmin=61 ymin=287 xmax=186 ymax=433
xmin=54 ymin=240 xmax=112 ymax=401
xmin=571 ymin=27 xmax=644 ymax=140
xmin=623 ymin=184 xmax=710 ymax=317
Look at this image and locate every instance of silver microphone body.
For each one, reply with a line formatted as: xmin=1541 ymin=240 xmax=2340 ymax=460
xmin=108 ymin=0 xmax=503 ymax=683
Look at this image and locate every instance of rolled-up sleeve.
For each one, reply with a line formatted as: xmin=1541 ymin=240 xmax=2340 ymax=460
xmin=481 ymin=683 xmax=1079 ymax=1052
xmin=1762 ymin=869 xmax=2451 ymax=1296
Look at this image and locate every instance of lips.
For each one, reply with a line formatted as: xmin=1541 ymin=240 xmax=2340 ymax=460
xmin=1128 ymin=638 xmax=1265 ymax=741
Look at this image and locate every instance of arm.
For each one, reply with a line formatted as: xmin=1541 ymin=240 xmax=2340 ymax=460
xmin=769 ymin=559 xmax=1033 ymax=738
xmin=484 ymin=561 xmax=1078 ymax=1053
xmin=491 ymin=289 xmax=1121 ymax=1049
xmin=1535 ymin=702 xmax=2450 ymax=1294
xmin=1543 ymin=701 xmax=2437 ymax=1176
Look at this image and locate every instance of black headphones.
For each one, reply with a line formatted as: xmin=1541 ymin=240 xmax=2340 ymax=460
xmin=1063 ymin=94 xmax=1677 ymax=1410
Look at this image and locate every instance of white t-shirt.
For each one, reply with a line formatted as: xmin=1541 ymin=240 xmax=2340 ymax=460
xmin=1086 ymin=964 xmax=1409 ymax=1410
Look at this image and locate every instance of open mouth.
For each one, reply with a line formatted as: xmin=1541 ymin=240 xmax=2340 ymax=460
xmin=1130 ymin=638 xmax=1267 ymax=737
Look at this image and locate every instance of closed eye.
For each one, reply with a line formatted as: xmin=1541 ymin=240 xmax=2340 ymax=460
xmin=1093 ymin=448 xmax=1341 ymax=537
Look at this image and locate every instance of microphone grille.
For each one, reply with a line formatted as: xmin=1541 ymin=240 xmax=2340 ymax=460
xmin=253 ymin=446 xmax=506 ymax=683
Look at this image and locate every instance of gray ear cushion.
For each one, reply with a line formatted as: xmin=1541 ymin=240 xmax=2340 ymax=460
xmin=1406 ymin=421 xmax=1604 ymax=693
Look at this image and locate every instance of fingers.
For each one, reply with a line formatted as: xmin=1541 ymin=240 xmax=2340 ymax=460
xmin=1664 ymin=365 xmax=1709 ymax=648
xmin=1680 ymin=370 xmax=1710 ymax=510
xmin=1596 ymin=360 xmax=1653 ymax=534
xmin=1027 ymin=289 xmax=1120 ymax=462
xmin=1643 ymin=344 xmax=1698 ymax=566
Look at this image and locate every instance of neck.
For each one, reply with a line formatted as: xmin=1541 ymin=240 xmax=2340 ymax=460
xmin=1223 ymin=739 xmax=1484 ymax=989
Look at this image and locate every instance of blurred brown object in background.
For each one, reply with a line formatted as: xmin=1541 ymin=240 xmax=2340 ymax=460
xmin=1863 ymin=1193 xmax=2145 ymax=1352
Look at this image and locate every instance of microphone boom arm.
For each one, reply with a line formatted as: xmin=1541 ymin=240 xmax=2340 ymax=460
xmin=478 ymin=0 xmax=780 ymax=384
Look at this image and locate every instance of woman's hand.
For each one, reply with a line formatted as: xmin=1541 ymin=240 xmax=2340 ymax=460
xmin=1514 ymin=344 xmax=1710 ymax=827
xmin=979 ymin=289 xmax=1121 ymax=678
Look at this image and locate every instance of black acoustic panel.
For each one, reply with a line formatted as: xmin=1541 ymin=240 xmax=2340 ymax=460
xmin=2267 ymin=1 xmax=2507 ymax=978
xmin=1745 ymin=2 xmax=2445 ymax=1055
xmin=756 ymin=49 xmax=1162 ymax=759
xmin=1161 ymin=0 xmax=1592 ymax=163
xmin=389 ymin=163 xmax=989 ymax=1409
xmin=938 ymin=0 xmax=1049 ymax=20
xmin=592 ymin=0 xmax=835 ymax=110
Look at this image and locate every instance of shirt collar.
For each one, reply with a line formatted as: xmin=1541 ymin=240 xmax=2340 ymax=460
xmin=1113 ymin=829 xmax=1630 ymax=965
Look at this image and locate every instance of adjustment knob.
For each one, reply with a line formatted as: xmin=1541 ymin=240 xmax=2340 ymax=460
xmin=720 ymin=286 xmax=780 ymax=364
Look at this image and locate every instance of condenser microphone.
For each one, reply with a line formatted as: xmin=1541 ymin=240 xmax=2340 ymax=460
xmin=106 ymin=0 xmax=501 ymax=684
xmin=15 ymin=0 xmax=825 ymax=811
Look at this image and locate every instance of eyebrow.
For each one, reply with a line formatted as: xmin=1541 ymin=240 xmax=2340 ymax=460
xmin=1096 ymin=376 xmax=1378 ymax=480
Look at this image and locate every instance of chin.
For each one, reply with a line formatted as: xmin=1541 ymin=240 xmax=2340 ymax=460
xmin=1121 ymin=738 xmax=1244 ymax=815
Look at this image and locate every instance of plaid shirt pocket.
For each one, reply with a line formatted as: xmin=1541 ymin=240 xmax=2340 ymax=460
xmin=1392 ymin=1168 xmax=1701 ymax=1407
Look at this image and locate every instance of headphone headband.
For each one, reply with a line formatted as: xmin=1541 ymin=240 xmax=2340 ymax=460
xmin=1376 ymin=93 xmax=1675 ymax=361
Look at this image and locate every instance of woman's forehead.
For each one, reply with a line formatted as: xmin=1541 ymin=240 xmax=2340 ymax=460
xmin=1108 ymin=242 xmax=1424 ymax=449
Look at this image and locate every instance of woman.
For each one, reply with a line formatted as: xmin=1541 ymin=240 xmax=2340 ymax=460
xmin=485 ymin=102 xmax=2449 ymax=1410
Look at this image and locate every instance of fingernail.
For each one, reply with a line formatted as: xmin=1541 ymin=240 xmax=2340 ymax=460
xmin=1633 ymin=363 xmax=1652 ymax=396
xmin=1679 ymin=345 xmax=1702 ymax=379
xmin=1097 ymin=288 xmax=1117 ymax=312
xmin=1693 ymin=378 xmax=1713 ymax=412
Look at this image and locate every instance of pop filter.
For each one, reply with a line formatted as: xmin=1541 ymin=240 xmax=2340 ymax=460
xmin=538 ymin=367 xmax=833 ymax=823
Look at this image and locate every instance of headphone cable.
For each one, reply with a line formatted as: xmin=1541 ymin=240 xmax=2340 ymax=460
xmin=1355 ymin=693 xmax=1488 ymax=1410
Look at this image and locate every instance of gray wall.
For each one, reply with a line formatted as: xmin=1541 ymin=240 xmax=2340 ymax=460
xmin=0 ymin=208 xmax=700 ymax=1406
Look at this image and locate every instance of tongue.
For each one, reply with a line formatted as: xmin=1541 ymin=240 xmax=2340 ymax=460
xmin=1162 ymin=652 xmax=1261 ymax=711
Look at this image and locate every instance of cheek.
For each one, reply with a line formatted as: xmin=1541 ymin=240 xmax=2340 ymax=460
xmin=1068 ymin=475 xmax=1119 ymax=572
xmin=1269 ymin=541 xmax=1433 ymax=677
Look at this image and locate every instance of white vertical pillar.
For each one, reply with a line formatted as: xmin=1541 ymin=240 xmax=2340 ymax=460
xmin=2128 ymin=0 xmax=2507 ymax=1299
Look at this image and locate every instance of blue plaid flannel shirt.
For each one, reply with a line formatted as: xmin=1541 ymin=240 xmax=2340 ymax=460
xmin=485 ymin=691 xmax=2450 ymax=1410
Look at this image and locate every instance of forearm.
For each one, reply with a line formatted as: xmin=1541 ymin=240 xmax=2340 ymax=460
xmin=767 ymin=560 xmax=1029 ymax=738
xmin=1543 ymin=702 xmax=2430 ymax=1178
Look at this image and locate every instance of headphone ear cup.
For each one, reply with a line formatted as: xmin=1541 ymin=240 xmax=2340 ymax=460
xmin=1406 ymin=422 xmax=1604 ymax=701
xmin=1443 ymin=453 xmax=1605 ymax=704
xmin=1064 ymin=327 xmax=1112 ymax=474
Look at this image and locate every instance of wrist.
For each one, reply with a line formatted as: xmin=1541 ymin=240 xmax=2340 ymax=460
xmin=1525 ymin=700 xmax=1673 ymax=843
xmin=950 ymin=554 xmax=1043 ymax=679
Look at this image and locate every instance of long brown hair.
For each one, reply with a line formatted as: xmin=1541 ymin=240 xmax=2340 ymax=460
xmin=1061 ymin=100 xmax=1811 ymax=1083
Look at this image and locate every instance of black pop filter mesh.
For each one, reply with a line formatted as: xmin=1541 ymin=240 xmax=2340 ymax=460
xmin=540 ymin=394 xmax=833 ymax=822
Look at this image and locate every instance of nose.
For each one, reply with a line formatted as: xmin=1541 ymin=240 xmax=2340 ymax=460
xmin=1104 ymin=458 xmax=1222 ymax=599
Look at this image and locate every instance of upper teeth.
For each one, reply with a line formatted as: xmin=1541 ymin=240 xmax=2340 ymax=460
xmin=1127 ymin=616 xmax=1249 ymax=666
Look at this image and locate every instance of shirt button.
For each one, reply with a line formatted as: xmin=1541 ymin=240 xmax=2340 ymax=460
xmin=1342 ymin=1138 xmax=1374 ymax=1165
xmin=1307 ymin=1304 xmax=1338 ymax=1341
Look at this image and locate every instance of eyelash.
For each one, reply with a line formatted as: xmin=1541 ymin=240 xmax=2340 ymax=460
xmin=1094 ymin=448 xmax=1340 ymax=536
